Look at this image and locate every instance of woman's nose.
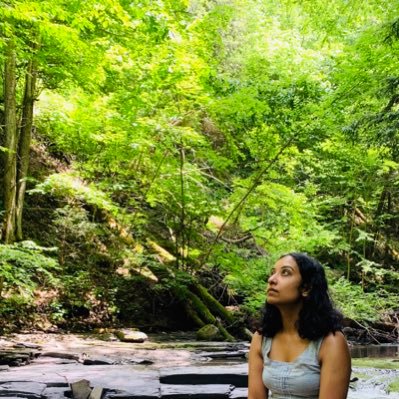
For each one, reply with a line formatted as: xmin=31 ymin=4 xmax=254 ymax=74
xmin=268 ymin=273 xmax=277 ymax=284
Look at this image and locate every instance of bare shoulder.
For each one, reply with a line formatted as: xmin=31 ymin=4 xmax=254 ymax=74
xmin=248 ymin=332 xmax=268 ymax=399
xmin=321 ymin=331 xmax=348 ymax=349
xmin=250 ymin=331 xmax=264 ymax=352
xmin=251 ymin=331 xmax=263 ymax=343
xmin=319 ymin=331 xmax=350 ymax=361
xmin=319 ymin=332 xmax=351 ymax=398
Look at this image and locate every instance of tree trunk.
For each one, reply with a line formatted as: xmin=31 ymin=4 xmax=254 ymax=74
xmin=2 ymin=39 xmax=18 ymax=243
xmin=15 ymin=56 xmax=38 ymax=241
xmin=0 ymin=109 xmax=4 ymax=195
xmin=191 ymin=282 xmax=251 ymax=339
xmin=181 ymin=288 xmax=235 ymax=341
xmin=191 ymin=282 xmax=235 ymax=324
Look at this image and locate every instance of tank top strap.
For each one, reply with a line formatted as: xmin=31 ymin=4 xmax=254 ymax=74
xmin=261 ymin=335 xmax=324 ymax=361
xmin=261 ymin=336 xmax=272 ymax=358
xmin=315 ymin=336 xmax=324 ymax=353
xmin=305 ymin=336 xmax=324 ymax=361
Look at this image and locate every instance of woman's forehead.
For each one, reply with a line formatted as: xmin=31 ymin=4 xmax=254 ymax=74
xmin=274 ymin=255 xmax=299 ymax=270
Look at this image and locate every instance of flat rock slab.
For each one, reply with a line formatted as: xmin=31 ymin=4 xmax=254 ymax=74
xmin=199 ymin=352 xmax=246 ymax=359
xmin=13 ymin=343 xmax=41 ymax=350
xmin=0 ymin=381 xmax=46 ymax=395
xmin=0 ymin=335 xmax=251 ymax=398
xmin=83 ymin=358 xmax=114 ymax=366
xmin=104 ymin=390 xmax=160 ymax=399
xmin=0 ymin=382 xmax=68 ymax=399
xmin=159 ymin=365 xmax=247 ymax=388
xmin=82 ymin=357 xmax=153 ymax=366
xmin=42 ymin=386 xmax=71 ymax=399
xmin=66 ymin=366 xmax=160 ymax=394
xmin=0 ymin=397 xmax=26 ymax=399
xmin=0 ymin=391 xmax=42 ymax=399
xmin=1 ymin=363 xmax=160 ymax=392
xmin=0 ymin=349 xmax=41 ymax=368
xmin=229 ymin=388 xmax=248 ymax=399
xmin=160 ymin=384 xmax=232 ymax=398
xmin=41 ymin=352 xmax=80 ymax=361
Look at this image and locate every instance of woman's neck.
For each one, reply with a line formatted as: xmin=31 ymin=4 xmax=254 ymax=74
xmin=277 ymin=302 xmax=303 ymax=334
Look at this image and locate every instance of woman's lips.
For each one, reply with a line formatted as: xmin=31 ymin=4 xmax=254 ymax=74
xmin=267 ymin=288 xmax=278 ymax=294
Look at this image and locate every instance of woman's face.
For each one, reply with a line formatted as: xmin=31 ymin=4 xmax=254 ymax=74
xmin=267 ymin=255 xmax=304 ymax=306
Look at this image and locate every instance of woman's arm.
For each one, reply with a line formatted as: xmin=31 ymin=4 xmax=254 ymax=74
xmin=318 ymin=331 xmax=351 ymax=399
xmin=248 ymin=332 xmax=268 ymax=399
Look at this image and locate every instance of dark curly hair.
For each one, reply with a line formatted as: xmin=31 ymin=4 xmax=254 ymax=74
xmin=261 ymin=252 xmax=343 ymax=340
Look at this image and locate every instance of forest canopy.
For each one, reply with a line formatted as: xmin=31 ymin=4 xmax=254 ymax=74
xmin=0 ymin=0 xmax=399 ymax=336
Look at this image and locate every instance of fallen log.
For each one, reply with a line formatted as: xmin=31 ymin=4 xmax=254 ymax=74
xmin=180 ymin=288 xmax=235 ymax=342
xmin=343 ymin=317 xmax=398 ymax=344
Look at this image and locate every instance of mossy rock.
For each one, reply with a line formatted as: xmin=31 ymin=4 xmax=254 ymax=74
xmin=114 ymin=328 xmax=148 ymax=343
xmin=196 ymin=324 xmax=222 ymax=341
xmin=388 ymin=376 xmax=399 ymax=393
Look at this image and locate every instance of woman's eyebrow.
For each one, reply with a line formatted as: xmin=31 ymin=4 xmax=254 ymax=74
xmin=281 ymin=265 xmax=294 ymax=270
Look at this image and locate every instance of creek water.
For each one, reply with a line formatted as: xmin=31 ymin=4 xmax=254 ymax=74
xmin=348 ymin=344 xmax=399 ymax=399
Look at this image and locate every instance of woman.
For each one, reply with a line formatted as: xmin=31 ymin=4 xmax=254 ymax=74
xmin=248 ymin=252 xmax=351 ymax=399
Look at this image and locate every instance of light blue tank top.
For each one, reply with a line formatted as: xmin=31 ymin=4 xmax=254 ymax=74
xmin=261 ymin=336 xmax=324 ymax=399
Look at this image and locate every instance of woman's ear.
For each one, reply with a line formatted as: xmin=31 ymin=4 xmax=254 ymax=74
xmin=301 ymin=285 xmax=311 ymax=297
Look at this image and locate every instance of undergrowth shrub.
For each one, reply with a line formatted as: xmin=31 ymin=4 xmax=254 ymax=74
xmin=0 ymin=241 xmax=60 ymax=331
xmin=330 ymin=277 xmax=399 ymax=321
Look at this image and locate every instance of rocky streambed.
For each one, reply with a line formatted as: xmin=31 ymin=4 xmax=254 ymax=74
xmin=0 ymin=332 xmax=398 ymax=398
xmin=0 ymin=332 xmax=249 ymax=399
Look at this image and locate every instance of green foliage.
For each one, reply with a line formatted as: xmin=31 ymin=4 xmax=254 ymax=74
xmin=219 ymin=254 xmax=271 ymax=313
xmin=48 ymin=204 xmax=121 ymax=324
xmin=0 ymin=240 xmax=60 ymax=293
xmin=388 ymin=377 xmax=399 ymax=393
xmin=0 ymin=241 xmax=61 ymax=329
xmin=330 ymin=277 xmax=399 ymax=321
xmin=32 ymin=172 xmax=121 ymax=217
xmin=2 ymin=0 xmax=399 ymax=330
xmin=352 ymin=358 xmax=399 ymax=370
xmin=229 ymin=180 xmax=338 ymax=252
xmin=35 ymin=90 xmax=111 ymax=161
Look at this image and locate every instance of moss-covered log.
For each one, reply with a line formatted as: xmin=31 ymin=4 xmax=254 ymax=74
xmin=181 ymin=288 xmax=235 ymax=341
xmin=191 ymin=283 xmax=235 ymax=325
xmin=183 ymin=301 xmax=206 ymax=328
xmin=145 ymin=242 xmax=237 ymax=340
xmin=192 ymin=282 xmax=252 ymax=340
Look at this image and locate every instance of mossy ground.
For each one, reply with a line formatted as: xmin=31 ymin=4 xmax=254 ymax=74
xmin=388 ymin=376 xmax=399 ymax=393
xmin=351 ymin=358 xmax=399 ymax=395
xmin=352 ymin=358 xmax=399 ymax=370
xmin=351 ymin=371 xmax=370 ymax=380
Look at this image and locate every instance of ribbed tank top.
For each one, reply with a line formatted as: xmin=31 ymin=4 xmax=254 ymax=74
xmin=261 ymin=336 xmax=324 ymax=399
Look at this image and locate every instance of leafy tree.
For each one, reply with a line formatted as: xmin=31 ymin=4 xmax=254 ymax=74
xmin=2 ymin=0 xmax=399 ymax=331
xmin=0 ymin=0 xmax=129 ymax=242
